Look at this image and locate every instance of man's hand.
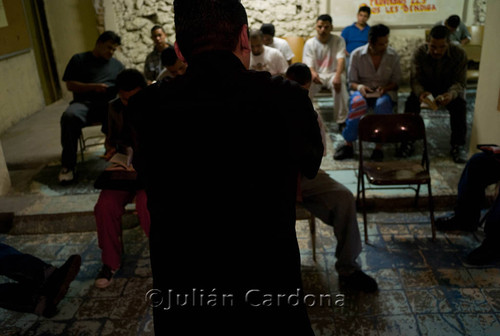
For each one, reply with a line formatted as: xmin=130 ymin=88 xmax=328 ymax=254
xmin=93 ymin=83 xmax=109 ymax=93
xmin=419 ymin=91 xmax=432 ymax=103
xmin=435 ymin=92 xmax=453 ymax=106
xmin=357 ymin=84 xmax=373 ymax=97
xmin=311 ymin=71 xmax=322 ymax=85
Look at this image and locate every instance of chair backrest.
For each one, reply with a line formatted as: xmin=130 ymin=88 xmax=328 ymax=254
xmin=358 ymin=114 xmax=426 ymax=144
xmin=468 ymin=25 xmax=484 ymax=45
xmin=282 ymin=36 xmax=304 ymax=64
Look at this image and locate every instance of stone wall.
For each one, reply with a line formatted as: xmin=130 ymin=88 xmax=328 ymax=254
xmin=101 ymin=0 xmax=487 ymax=85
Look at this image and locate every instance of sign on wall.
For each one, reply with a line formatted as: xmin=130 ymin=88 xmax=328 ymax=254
xmin=330 ymin=0 xmax=466 ymax=28
xmin=0 ymin=0 xmax=31 ymax=59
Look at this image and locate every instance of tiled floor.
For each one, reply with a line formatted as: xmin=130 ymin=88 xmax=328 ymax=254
xmin=1 ymin=211 xmax=499 ymax=335
xmin=2 ymin=86 xmax=497 ymax=335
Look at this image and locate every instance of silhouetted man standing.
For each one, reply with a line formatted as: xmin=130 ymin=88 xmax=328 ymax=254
xmin=130 ymin=1 xmax=323 ymax=335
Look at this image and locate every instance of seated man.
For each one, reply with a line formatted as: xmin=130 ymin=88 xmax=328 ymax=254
xmin=59 ymin=31 xmax=124 ymax=183
xmin=249 ymin=29 xmax=288 ymax=76
xmin=144 ymin=25 xmax=173 ymax=84
xmin=436 ymin=146 xmax=500 ymax=266
xmin=260 ymin=23 xmax=295 ymax=65
xmin=286 ymin=63 xmax=378 ymax=293
xmin=303 ymin=14 xmax=349 ymax=129
xmin=436 ymin=15 xmax=471 ymax=45
xmin=156 ymin=46 xmax=188 ymax=81
xmin=404 ymin=25 xmax=468 ymax=163
xmin=94 ymin=69 xmax=150 ymax=288
xmin=334 ymin=24 xmax=401 ymax=161
xmin=0 ymin=243 xmax=80 ymax=317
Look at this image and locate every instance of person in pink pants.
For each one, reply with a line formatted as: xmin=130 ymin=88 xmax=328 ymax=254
xmin=93 ymin=69 xmax=150 ymax=288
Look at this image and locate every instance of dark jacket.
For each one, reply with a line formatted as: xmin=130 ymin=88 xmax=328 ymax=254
xmin=130 ymin=50 xmax=323 ymax=335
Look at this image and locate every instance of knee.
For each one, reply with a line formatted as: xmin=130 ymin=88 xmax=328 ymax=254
xmin=375 ymin=95 xmax=393 ymax=114
xmin=95 ymin=191 xmax=124 ymax=216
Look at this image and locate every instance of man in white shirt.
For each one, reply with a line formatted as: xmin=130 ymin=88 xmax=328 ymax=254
xmin=260 ymin=23 xmax=295 ymax=65
xmin=303 ymin=14 xmax=349 ymax=128
xmin=334 ymin=24 xmax=401 ymax=161
xmin=250 ymin=29 xmax=288 ymax=76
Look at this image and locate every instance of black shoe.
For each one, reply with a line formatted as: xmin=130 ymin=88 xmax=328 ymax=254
xmin=450 ymin=145 xmax=467 ymax=164
xmin=334 ymin=145 xmax=354 ymax=160
xmin=396 ymin=141 xmax=415 ymax=158
xmin=435 ymin=215 xmax=477 ymax=232
xmin=339 ymin=270 xmax=378 ymax=293
xmin=40 ymin=255 xmax=81 ymax=317
xmin=465 ymin=241 xmax=500 ymax=266
xmin=370 ymin=149 xmax=384 ymax=162
xmin=337 ymin=122 xmax=346 ymax=133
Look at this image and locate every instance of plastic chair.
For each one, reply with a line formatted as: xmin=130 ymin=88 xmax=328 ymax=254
xmin=282 ymin=36 xmax=304 ymax=64
xmin=296 ymin=202 xmax=316 ymax=261
xmin=356 ymin=114 xmax=436 ymax=244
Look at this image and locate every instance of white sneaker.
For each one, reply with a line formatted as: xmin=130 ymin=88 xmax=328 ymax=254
xmin=58 ymin=167 xmax=74 ymax=183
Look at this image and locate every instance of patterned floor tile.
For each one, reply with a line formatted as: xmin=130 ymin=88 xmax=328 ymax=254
xmin=468 ymin=268 xmax=500 ymax=288
xmin=444 ymin=288 xmax=492 ymax=313
xmin=415 ymin=314 xmax=464 ymax=336
xmin=376 ymin=314 xmax=420 ymax=336
xmin=399 ymin=269 xmax=439 ymax=288
xmin=435 ymin=268 xmax=476 ymax=288
xmin=457 ymin=313 xmax=500 ymax=336
xmin=406 ymin=288 xmax=452 ymax=314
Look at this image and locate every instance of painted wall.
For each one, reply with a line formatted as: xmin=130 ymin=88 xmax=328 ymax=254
xmin=0 ymin=51 xmax=45 ymax=135
xmin=468 ymin=0 xmax=500 ymax=153
xmin=43 ymin=0 xmax=99 ymax=100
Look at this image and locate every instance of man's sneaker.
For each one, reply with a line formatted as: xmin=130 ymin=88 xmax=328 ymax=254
xmin=435 ymin=215 xmax=477 ymax=232
xmin=58 ymin=167 xmax=75 ymax=183
xmin=339 ymin=270 xmax=378 ymax=293
xmin=95 ymin=265 xmax=116 ymax=289
xmin=464 ymin=241 xmax=500 ymax=266
xmin=40 ymin=255 xmax=81 ymax=317
xmin=334 ymin=144 xmax=354 ymax=160
xmin=450 ymin=145 xmax=467 ymax=164
xmin=370 ymin=149 xmax=384 ymax=162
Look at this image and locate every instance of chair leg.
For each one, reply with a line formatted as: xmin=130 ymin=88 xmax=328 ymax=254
xmin=361 ymin=176 xmax=369 ymax=244
xmin=308 ymin=215 xmax=316 ymax=262
xmin=427 ymin=182 xmax=436 ymax=241
xmin=414 ymin=184 xmax=421 ymax=208
xmin=78 ymin=133 xmax=85 ymax=162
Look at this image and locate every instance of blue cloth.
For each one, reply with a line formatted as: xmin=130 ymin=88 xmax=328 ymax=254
xmin=342 ymin=91 xmax=393 ymax=142
xmin=341 ymin=23 xmax=370 ymax=55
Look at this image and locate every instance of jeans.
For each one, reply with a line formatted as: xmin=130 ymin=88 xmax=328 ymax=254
xmin=455 ymin=152 xmax=500 ymax=236
xmin=342 ymin=91 xmax=394 ymax=143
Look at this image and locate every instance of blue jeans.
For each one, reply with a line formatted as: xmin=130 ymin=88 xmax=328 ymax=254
xmin=455 ymin=152 xmax=500 ymax=237
xmin=342 ymin=91 xmax=394 ymax=142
